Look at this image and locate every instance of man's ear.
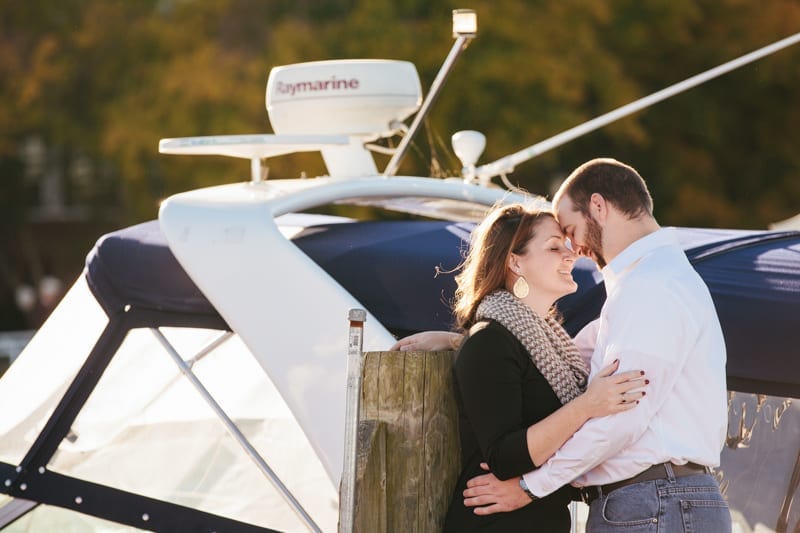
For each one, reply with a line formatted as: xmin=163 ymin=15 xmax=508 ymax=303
xmin=589 ymin=193 xmax=608 ymax=223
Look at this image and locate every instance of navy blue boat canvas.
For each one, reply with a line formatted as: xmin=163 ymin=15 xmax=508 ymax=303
xmin=86 ymin=220 xmax=800 ymax=398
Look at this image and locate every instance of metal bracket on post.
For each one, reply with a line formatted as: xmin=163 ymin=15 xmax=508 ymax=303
xmin=339 ymin=308 xmax=366 ymax=533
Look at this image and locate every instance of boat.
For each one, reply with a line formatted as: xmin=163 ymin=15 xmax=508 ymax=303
xmin=1 ymin=9 xmax=800 ymax=533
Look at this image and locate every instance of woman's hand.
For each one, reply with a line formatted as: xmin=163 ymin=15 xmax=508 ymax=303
xmin=390 ymin=331 xmax=463 ymax=351
xmin=579 ymin=359 xmax=648 ymax=418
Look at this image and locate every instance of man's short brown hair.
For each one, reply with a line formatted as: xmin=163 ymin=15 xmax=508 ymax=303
xmin=554 ymin=158 xmax=654 ymax=219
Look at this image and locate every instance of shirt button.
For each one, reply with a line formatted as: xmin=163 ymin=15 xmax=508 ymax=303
xmin=652 ymin=518 xmax=658 ymax=523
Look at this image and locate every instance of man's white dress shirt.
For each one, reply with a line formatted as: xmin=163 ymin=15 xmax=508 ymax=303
xmin=523 ymin=227 xmax=728 ymax=496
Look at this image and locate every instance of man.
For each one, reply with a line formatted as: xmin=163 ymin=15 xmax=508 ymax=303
xmin=462 ymin=158 xmax=731 ymax=531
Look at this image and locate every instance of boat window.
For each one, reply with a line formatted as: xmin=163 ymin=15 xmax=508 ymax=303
xmin=0 ymin=278 xmax=108 ymax=467
xmin=44 ymin=327 xmax=337 ymax=532
xmin=0 ymin=500 xmax=145 ymax=532
xmin=719 ymin=391 xmax=799 ymax=531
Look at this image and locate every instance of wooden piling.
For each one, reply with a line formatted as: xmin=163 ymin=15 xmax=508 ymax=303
xmin=352 ymin=350 xmax=460 ymax=533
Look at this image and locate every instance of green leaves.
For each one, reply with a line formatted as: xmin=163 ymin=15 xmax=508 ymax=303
xmin=1 ymin=0 xmax=798 ymax=227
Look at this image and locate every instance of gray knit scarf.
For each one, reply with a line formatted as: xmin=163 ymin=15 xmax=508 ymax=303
xmin=476 ymin=290 xmax=588 ymax=404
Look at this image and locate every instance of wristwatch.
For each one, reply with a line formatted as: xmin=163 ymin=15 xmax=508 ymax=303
xmin=519 ymin=476 xmax=538 ymax=501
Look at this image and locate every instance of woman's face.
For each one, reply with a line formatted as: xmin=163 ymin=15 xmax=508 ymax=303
xmin=511 ymin=216 xmax=578 ymax=300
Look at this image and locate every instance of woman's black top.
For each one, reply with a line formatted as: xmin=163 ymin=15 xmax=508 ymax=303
xmin=443 ymin=320 xmax=576 ymax=532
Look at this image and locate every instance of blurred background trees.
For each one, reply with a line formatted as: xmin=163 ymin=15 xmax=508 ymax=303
xmin=1 ymin=0 xmax=799 ymax=329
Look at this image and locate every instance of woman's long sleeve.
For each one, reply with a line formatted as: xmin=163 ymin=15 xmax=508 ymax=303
xmin=454 ymin=324 xmax=537 ymax=480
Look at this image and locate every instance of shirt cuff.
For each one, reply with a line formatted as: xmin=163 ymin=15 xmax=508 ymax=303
xmin=522 ymin=467 xmax=561 ymax=498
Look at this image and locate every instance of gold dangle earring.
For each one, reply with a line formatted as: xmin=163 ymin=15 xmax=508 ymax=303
xmin=513 ymin=275 xmax=529 ymax=299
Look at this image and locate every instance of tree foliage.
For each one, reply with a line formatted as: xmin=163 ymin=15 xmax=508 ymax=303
xmin=1 ymin=0 xmax=799 ymax=227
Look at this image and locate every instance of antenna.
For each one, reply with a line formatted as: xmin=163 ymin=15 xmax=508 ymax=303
xmin=473 ymin=31 xmax=800 ymax=182
xmin=383 ymin=9 xmax=477 ymax=176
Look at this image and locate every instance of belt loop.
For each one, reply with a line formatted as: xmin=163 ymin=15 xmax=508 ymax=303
xmin=664 ymin=462 xmax=676 ymax=482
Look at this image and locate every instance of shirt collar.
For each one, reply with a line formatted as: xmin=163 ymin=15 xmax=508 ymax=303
xmin=601 ymin=227 xmax=677 ymax=291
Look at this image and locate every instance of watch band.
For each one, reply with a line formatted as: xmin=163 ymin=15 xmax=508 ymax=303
xmin=519 ymin=476 xmax=538 ymax=500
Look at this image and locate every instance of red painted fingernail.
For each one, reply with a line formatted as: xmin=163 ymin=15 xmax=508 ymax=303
xmin=645 ymin=379 xmax=650 ymax=384
xmin=640 ymin=371 xmax=645 ymax=375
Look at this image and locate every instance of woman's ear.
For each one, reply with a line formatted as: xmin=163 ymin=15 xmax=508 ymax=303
xmin=507 ymin=253 xmax=520 ymax=275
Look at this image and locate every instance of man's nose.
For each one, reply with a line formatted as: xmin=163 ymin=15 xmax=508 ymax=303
xmin=574 ymin=245 xmax=590 ymax=257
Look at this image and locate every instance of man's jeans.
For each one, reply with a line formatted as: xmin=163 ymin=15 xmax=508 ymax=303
xmin=586 ymin=470 xmax=731 ymax=532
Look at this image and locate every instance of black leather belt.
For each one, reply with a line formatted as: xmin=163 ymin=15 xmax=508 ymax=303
xmin=580 ymin=462 xmax=709 ymax=505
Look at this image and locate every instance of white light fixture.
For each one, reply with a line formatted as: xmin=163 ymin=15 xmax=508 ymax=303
xmin=452 ymin=130 xmax=486 ymax=183
xmin=452 ymin=9 xmax=477 ymax=37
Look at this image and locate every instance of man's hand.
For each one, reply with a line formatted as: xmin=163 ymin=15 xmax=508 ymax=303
xmin=463 ymin=463 xmax=532 ymax=515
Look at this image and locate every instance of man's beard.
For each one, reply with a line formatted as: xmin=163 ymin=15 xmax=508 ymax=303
xmin=586 ymin=215 xmax=607 ymax=269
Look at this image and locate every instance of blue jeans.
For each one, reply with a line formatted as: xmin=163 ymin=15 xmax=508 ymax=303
xmin=586 ymin=468 xmax=731 ymax=532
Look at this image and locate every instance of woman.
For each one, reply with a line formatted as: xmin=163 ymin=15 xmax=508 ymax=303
xmin=437 ymin=204 xmax=646 ymax=532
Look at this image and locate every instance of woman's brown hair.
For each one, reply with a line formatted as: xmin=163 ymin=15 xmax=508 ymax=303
xmin=453 ymin=203 xmax=555 ymax=330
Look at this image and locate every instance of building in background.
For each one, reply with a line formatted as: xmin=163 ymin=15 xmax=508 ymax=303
xmin=1 ymin=135 xmax=119 ymax=334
